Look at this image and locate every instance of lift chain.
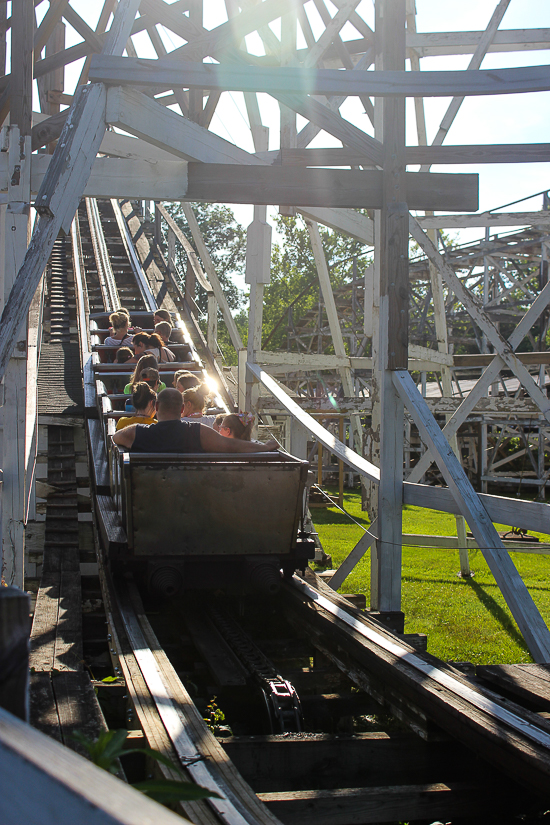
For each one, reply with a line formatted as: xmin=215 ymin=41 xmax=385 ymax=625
xmin=207 ymin=606 xmax=303 ymax=734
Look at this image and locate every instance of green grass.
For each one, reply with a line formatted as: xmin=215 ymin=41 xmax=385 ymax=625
xmin=311 ymin=487 xmax=550 ymax=665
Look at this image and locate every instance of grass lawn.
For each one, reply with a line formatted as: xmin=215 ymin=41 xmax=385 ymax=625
xmin=311 ymin=487 xmax=550 ymax=665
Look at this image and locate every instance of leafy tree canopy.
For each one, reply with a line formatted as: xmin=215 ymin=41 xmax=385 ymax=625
xmin=161 ymin=202 xmax=246 ymax=315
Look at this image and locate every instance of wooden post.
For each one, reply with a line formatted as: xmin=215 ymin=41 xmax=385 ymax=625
xmin=0 ymin=587 xmax=31 ymax=721
xmin=338 ymin=416 xmax=344 ymax=508
xmin=245 ymin=127 xmax=271 ymax=416
xmin=1 ymin=0 xmax=33 ymax=588
xmin=370 ymin=0 xmax=407 ymax=630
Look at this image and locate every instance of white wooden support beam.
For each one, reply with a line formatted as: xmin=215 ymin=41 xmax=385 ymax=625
xmin=180 ymin=203 xmax=244 ymax=353
xmin=407 ymin=264 xmax=550 ymax=484
xmin=418 ymin=211 xmax=550 ymax=229
xmin=105 ymin=85 xmax=263 ymax=166
xmin=245 ymin=125 xmax=271 ymax=413
xmin=89 ymin=56 xmax=550 ymax=99
xmin=420 ymin=0 xmax=511 ymax=172
xmin=0 ymin=0 xmax=142 ymax=383
xmin=393 ymin=368 xmax=550 ymax=664
xmin=207 ymin=292 xmax=217 ymax=356
xmin=297 ymin=207 xmax=373 ymax=245
xmin=369 ymin=0 xmax=407 ymax=619
xmin=1 ymin=0 xmax=34 ymax=589
xmin=409 ymin=216 xmax=550 ymax=424
xmin=329 ymin=518 xmax=378 ymax=591
xmin=247 ymin=362 xmax=380 ymax=483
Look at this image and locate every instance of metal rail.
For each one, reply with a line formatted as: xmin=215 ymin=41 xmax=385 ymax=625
xmin=111 ymin=199 xmax=157 ymax=312
xmin=284 ymin=573 xmax=550 ymax=796
xmin=86 ymin=197 xmax=121 ymax=312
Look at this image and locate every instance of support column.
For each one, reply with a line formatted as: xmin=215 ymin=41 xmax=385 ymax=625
xmin=245 ymin=128 xmax=271 ymax=416
xmin=370 ymin=0 xmax=407 ymax=632
xmin=1 ymin=0 xmax=33 ymax=587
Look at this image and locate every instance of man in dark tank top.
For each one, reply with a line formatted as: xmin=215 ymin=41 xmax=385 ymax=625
xmin=112 ymin=388 xmax=278 ymax=455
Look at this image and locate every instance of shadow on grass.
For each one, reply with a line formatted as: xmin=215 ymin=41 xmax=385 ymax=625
xmin=464 ymin=578 xmax=528 ymax=651
xmin=403 ymin=574 xmax=550 ymax=594
xmin=313 ymin=509 xmax=370 ymax=528
xmin=403 ymin=575 xmax=531 ymax=652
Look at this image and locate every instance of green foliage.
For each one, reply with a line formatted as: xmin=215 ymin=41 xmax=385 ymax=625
xmin=203 ymin=696 xmax=226 ymax=733
xmin=161 ymin=202 xmax=246 ymax=316
xmin=313 ymin=488 xmax=550 ymax=665
xmin=263 ymin=215 xmax=371 ymax=351
xmin=132 ymin=779 xmax=217 ymax=803
xmin=72 ymin=729 xmax=221 ymax=803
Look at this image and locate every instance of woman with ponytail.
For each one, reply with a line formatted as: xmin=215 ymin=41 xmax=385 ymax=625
xmin=181 ymin=384 xmax=216 ymax=427
xmin=116 ymin=382 xmax=157 ymax=430
xmin=219 ymin=413 xmax=254 ymax=441
xmin=132 ymin=332 xmax=175 ymax=363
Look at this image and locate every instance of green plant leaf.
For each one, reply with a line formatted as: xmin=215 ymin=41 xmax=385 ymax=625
xmin=132 ymin=779 xmax=222 ymax=803
xmin=118 ymin=746 xmax=186 ymax=776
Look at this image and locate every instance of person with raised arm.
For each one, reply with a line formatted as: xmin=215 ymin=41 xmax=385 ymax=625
xmin=112 ymin=388 xmax=278 ymax=454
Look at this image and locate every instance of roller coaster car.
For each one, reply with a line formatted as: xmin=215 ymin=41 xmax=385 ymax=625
xmin=109 ymin=446 xmax=316 ymax=597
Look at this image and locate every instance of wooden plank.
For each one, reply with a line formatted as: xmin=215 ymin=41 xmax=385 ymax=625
xmin=29 ymin=672 xmax=62 ymax=743
xmin=183 ymin=609 xmax=248 ymax=687
xmin=99 ymin=566 xmax=217 ymax=825
xmin=52 ymin=671 xmax=106 ymax=753
xmin=106 ymin=85 xmax=263 ymax=166
xmin=454 ymin=351 xmax=550 ymax=367
xmin=185 ymin=164 xmax=478 ymax=211
xmin=419 ymin=211 xmax=550 ymax=229
xmin=476 ymin=664 xmax=550 ymax=711
xmin=0 ymin=152 xmax=189 ymax=202
xmin=90 ymin=55 xmax=550 ymax=98
xmin=0 ymin=706 xmax=188 ymax=825
xmin=119 ymin=582 xmax=281 ymax=825
xmin=406 ymin=28 xmax=550 ymax=57
xmin=393 ymin=368 xmax=550 ymax=663
xmin=404 ymin=483 xmax=550 ymax=535
xmin=54 ymin=571 xmax=83 ymax=672
xmin=286 ymin=573 xmax=550 ymax=792
xmin=296 ymin=206 xmax=373 ymax=244
xmin=259 ymin=144 xmax=550 ymax=166
xmin=258 ymin=782 xmax=507 ymax=824
xmin=329 ymin=519 xmax=378 ymax=591
xmin=30 ymin=574 xmax=61 ymax=672
xmin=223 ymin=732 xmax=470 ymax=792
xmin=257 ymin=394 xmax=542 ymax=416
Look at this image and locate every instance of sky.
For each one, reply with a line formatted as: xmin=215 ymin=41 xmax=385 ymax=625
xmin=30 ymin=0 xmax=550 ymax=255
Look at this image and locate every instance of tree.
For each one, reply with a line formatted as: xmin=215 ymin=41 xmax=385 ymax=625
xmin=263 ymin=215 xmax=372 ymax=352
xmin=160 ymin=202 xmax=246 ymax=316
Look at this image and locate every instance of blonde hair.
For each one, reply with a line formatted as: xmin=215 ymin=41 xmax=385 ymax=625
xmin=182 ymin=384 xmax=210 ymax=414
xmin=109 ymin=311 xmax=129 ymax=332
